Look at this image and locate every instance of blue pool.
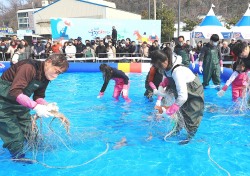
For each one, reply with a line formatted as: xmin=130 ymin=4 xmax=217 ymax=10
xmin=0 ymin=72 xmax=250 ymax=176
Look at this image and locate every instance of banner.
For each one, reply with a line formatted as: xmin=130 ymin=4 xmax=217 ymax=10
xmin=50 ymin=18 xmax=161 ymax=43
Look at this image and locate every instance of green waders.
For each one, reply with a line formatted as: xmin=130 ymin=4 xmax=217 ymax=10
xmin=178 ymin=49 xmax=190 ymax=68
xmin=0 ymin=78 xmax=45 ymax=157
xmin=165 ymin=69 xmax=204 ymax=140
xmin=202 ymin=48 xmax=221 ymax=87
xmin=178 ymin=76 xmax=204 ymax=138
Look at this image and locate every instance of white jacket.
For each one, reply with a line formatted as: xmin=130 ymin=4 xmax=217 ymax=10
xmin=164 ymin=54 xmax=195 ymax=106
xmin=65 ymin=45 xmax=76 ymax=58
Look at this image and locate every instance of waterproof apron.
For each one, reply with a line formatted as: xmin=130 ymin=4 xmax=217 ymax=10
xmin=164 ymin=67 xmax=204 ymax=138
xmin=202 ymin=47 xmax=221 ymax=87
xmin=0 ymin=78 xmax=46 ymax=156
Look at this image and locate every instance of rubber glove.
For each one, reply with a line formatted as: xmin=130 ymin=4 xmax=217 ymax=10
xmin=47 ymin=102 xmax=59 ymax=112
xmin=198 ymin=61 xmax=203 ymax=73
xmin=166 ymin=103 xmax=180 ymax=116
xmin=217 ymin=85 xmax=228 ymax=97
xmin=199 ymin=66 xmax=203 ymax=73
xmin=122 ymin=84 xmax=129 ymax=97
xmin=220 ymin=60 xmax=223 ymax=74
xmin=0 ymin=63 xmax=5 ymax=68
xmin=157 ymin=86 xmax=166 ymax=97
xmin=153 ymin=89 xmax=158 ymax=95
xmin=220 ymin=67 xmax=224 ymax=73
xmin=155 ymin=99 xmax=161 ymax=106
xmin=97 ymin=92 xmax=104 ymax=98
xmin=16 ymin=93 xmax=37 ymax=109
xmin=33 ymin=104 xmax=53 ymax=118
xmin=192 ymin=62 xmax=195 ymax=69
xmin=247 ymin=71 xmax=250 ymax=78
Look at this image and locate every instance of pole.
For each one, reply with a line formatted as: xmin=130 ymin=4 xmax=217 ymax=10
xmin=154 ymin=0 xmax=156 ymax=20
xmin=148 ymin=0 xmax=150 ymax=19
xmin=178 ymin=0 xmax=180 ymax=37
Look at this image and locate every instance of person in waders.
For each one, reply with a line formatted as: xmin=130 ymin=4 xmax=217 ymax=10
xmin=152 ymin=48 xmax=204 ymax=145
xmin=198 ymin=34 xmax=223 ymax=89
xmin=0 ymin=54 xmax=69 ymax=163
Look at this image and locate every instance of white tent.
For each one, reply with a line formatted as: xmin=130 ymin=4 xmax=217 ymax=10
xmin=231 ymin=4 xmax=250 ymax=39
xmin=191 ymin=5 xmax=231 ymax=40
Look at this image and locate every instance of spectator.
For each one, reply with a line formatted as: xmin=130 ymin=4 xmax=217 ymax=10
xmin=228 ymin=38 xmax=236 ymax=51
xmin=65 ymin=40 xmax=76 ymax=59
xmin=96 ymin=40 xmax=107 ymax=58
xmin=140 ymin=41 xmax=149 ymax=58
xmin=21 ymin=39 xmax=32 ymax=60
xmin=129 ymin=41 xmax=137 ymax=59
xmin=149 ymin=41 xmax=159 ymax=58
xmin=62 ymin=42 xmax=68 ymax=54
xmin=6 ymin=40 xmax=17 ymax=59
xmin=11 ymin=44 xmax=25 ymax=65
xmin=221 ymin=41 xmax=230 ymax=61
xmin=34 ymin=40 xmax=45 ymax=59
xmin=112 ymin=26 xmax=117 ymax=47
xmin=51 ymin=40 xmax=61 ymax=54
xmin=83 ymin=43 xmax=95 ymax=62
xmin=186 ymin=40 xmax=193 ymax=51
xmin=75 ymin=37 xmax=85 ymax=58
xmin=108 ymin=41 xmax=116 ymax=58
xmin=45 ymin=42 xmax=53 ymax=58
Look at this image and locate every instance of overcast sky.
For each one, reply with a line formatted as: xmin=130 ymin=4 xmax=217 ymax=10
xmin=0 ymin=0 xmax=10 ymax=7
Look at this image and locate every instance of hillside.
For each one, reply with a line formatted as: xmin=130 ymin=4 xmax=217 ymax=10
xmin=107 ymin=0 xmax=249 ymax=23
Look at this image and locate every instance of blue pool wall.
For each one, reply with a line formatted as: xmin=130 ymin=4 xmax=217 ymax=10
xmin=0 ymin=62 xmax=233 ymax=82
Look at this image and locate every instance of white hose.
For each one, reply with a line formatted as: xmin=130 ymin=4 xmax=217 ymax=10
xmin=207 ymin=145 xmax=231 ymax=176
xmin=11 ymin=143 xmax=109 ymax=169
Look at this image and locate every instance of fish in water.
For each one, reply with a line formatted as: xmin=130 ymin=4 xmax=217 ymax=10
xmin=113 ymin=137 xmax=127 ymax=150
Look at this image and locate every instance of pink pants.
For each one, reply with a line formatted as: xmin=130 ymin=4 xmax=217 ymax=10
xmin=232 ymin=87 xmax=245 ymax=102
xmin=232 ymin=73 xmax=247 ymax=102
xmin=112 ymin=78 xmax=130 ymax=101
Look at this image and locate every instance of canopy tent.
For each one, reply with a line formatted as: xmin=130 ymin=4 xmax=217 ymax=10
xmin=231 ymin=4 xmax=250 ymax=39
xmin=191 ymin=5 xmax=231 ymax=40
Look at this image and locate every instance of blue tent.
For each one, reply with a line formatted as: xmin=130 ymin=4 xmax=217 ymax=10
xmin=191 ymin=5 xmax=231 ymax=39
xmin=232 ymin=4 xmax=250 ymax=39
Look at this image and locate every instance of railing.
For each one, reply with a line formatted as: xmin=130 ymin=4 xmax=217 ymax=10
xmin=34 ymin=52 xmax=151 ymax=63
xmin=0 ymin=51 xmax=235 ymax=66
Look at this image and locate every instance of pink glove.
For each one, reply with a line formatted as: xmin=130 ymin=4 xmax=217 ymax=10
xmin=97 ymin=92 xmax=104 ymax=98
xmin=149 ymin=82 xmax=156 ymax=90
xmin=220 ymin=60 xmax=223 ymax=67
xmin=166 ymin=103 xmax=180 ymax=116
xmin=159 ymin=78 xmax=169 ymax=87
xmin=222 ymin=85 xmax=228 ymax=91
xmin=16 ymin=93 xmax=37 ymax=109
xmin=35 ymin=98 xmax=48 ymax=105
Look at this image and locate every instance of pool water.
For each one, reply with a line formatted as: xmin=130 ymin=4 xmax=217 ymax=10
xmin=0 ymin=72 xmax=250 ymax=176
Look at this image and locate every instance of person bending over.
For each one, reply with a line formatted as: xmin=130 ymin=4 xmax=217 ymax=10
xmin=98 ymin=64 xmax=131 ymax=102
xmin=152 ymin=48 xmax=204 ymax=144
xmin=0 ymin=54 xmax=69 ymax=162
xmin=218 ymin=58 xmax=249 ymax=102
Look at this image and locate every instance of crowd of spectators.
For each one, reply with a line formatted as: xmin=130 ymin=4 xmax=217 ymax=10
xmin=0 ymin=34 xmax=243 ymax=64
